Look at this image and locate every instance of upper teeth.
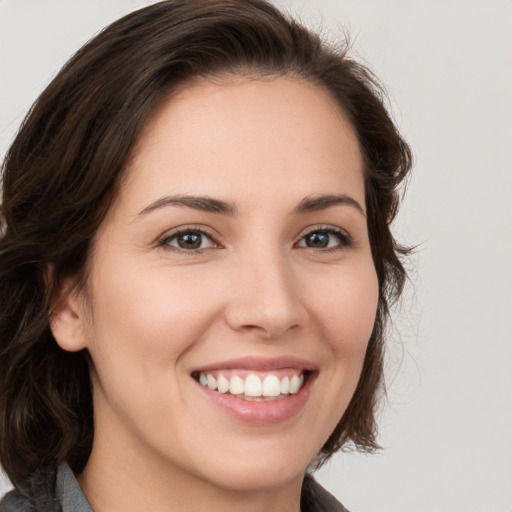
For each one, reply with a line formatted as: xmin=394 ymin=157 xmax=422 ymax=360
xmin=198 ymin=372 xmax=305 ymax=397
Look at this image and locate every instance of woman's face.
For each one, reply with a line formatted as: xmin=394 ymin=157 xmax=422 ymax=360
xmin=61 ymin=76 xmax=379 ymax=492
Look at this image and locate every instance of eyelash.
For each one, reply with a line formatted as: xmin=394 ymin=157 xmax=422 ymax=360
xmin=158 ymin=225 xmax=353 ymax=254
xmin=295 ymin=226 xmax=353 ymax=252
xmin=158 ymin=227 xmax=219 ymax=253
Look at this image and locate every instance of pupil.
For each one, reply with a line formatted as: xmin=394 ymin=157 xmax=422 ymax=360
xmin=307 ymin=232 xmax=329 ymax=248
xmin=178 ymin=232 xmax=202 ymax=249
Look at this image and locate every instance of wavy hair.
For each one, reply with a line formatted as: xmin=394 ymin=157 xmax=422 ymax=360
xmin=0 ymin=0 xmax=412 ymax=487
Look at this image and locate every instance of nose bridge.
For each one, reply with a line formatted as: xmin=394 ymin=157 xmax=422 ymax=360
xmin=225 ymin=243 xmax=304 ymax=339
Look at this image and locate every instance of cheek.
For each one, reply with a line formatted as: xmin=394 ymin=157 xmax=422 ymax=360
xmin=308 ymin=263 xmax=379 ymax=355
xmin=299 ymin=260 xmax=379 ymax=443
xmin=82 ymin=262 xmax=225 ymax=439
xmin=85 ymin=262 xmax=223 ymax=370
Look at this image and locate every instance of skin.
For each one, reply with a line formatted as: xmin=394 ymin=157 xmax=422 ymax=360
xmin=51 ymin=76 xmax=379 ymax=512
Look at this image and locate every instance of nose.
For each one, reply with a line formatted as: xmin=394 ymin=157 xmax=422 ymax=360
xmin=224 ymin=249 xmax=307 ymax=340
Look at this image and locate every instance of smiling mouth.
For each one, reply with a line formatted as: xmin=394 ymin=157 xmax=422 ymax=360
xmin=191 ymin=369 xmax=310 ymax=402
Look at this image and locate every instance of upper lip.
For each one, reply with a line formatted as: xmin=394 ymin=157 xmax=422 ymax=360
xmin=191 ymin=356 xmax=317 ymax=374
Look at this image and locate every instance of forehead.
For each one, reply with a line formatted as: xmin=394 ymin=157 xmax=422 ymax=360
xmin=120 ymin=75 xmax=365 ymax=213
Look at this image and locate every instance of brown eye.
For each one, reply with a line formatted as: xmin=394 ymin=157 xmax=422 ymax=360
xmin=163 ymin=229 xmax=217 ymax=251
xmin=297 ymin=229 xmax=352 ymax=250
xmin=176 ymin=232 xmax=203 ymax=249
xmin=304 ymin=232 xmax=330 ymax=248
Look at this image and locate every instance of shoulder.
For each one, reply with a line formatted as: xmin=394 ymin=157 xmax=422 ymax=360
xmin=0 ymin=487 xmax=61 ymax=512
xmin=0 ymin=467 xmax=61 ymax=512
xmin=0 ymin=489 xmax=32 ymax=512
xmin=0 ymin=464 xmax=92 ymax=512
xmin=301 ymin=473 xmax=351 ymax=512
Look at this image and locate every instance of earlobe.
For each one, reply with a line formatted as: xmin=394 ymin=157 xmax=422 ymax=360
xmin=49 ymin=275 xmax=88 ymax=353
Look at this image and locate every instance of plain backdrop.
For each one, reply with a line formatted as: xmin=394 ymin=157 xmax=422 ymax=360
xmin=1 ymin=1 xmax=511 ymax=511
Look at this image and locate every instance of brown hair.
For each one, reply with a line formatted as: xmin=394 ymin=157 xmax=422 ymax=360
xmin=0 ymin=0 xmax=412 ymax=488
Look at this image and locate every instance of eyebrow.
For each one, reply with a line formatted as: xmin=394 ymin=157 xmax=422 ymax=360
xmin=294 ymin=194 xmax=366 ymax=217
xmin=137 ymin=193 xmax=365 ymax=218
xmin=137 ymin=195 xmax=237 ymax=217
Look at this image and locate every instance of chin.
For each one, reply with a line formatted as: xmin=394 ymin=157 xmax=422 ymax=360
xmin=188 ymin=438 xmax=315 ymax=493
xmin=204 ymin=461 xmax=306 ymax=493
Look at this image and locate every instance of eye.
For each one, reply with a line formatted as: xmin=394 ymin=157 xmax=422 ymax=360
xmin=296 ymin=228 xmax=352 ymax=250
xmin=160 ymin=228 xmax=218 ymax=251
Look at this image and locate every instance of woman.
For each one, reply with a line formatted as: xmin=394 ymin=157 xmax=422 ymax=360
xmin=0 ymin=1 xmax=412 ymax=511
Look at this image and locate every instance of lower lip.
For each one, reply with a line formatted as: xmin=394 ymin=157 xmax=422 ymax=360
xmin=194 ymin=374 xmax=315 ymax=425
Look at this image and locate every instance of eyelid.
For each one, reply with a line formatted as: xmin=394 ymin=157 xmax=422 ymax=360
xmin=157 ymin=225 xmax=223 ymax=251
xmin=156 ymin=223 xmax=353 ymax=253
xmin=294 ymin=224 xmax=353 ymax=249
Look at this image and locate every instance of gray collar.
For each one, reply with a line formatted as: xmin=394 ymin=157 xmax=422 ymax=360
xmin=56 ymin=465 xmax=92 ymax=512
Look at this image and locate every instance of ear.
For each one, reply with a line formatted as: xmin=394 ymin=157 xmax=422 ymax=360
xmin=48 ymin=271 xmax=88 ymax=352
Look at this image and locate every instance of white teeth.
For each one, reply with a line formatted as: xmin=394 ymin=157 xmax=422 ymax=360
xmin=289 ymin=375 xmax=300 ymax=394
xmin=197 ymin=371 xmax=306 ymax=398
xmin=262 ymin=375 xmax=281 ymax=397
xmin=229 ymin=375 xmax=244 ymax=395
xmin=280 ymin=376 xmax=290 ymax=394
xmin=217 ymin=374 xmax=229 ymax=393
xmin=244 ymin=374 xmax=263 ymax=397
xmin=207 ymin=374 xmax=217 ymax=390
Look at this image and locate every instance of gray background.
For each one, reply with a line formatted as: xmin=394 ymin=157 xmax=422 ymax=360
xmin=1 ymin=1 xmax=511 ymax=510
